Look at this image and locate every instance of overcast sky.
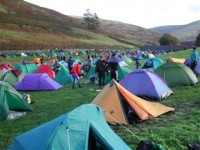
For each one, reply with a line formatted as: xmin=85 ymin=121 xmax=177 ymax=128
xmin=24 ymin=0 xmax=200 ymax=28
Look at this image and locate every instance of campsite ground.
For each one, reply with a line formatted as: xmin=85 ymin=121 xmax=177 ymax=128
xmin=0 ymin=49 xmax=200 ymax=150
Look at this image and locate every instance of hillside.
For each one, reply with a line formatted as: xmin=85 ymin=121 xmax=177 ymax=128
xmin=151 ymin=20 xmax=200 ymax=41
xmin=0 ymin=0 xmax=160 ymax=50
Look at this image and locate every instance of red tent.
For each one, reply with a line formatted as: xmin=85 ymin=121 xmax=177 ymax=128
xmin=35 ymin=64 xmax=55 ymax=78
xmin=0 ymin=64 xmax=12 ymax=71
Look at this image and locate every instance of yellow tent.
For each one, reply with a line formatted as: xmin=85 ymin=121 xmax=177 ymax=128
xmin=148 ymin=53 xmax=155 ymax=58
xmin=168 ymin=56 xmax=185 ymax=64
xmin=92 ymin=80 xmax=174 ymax=125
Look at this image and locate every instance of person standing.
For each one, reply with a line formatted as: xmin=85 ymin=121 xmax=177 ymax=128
xmin=70 ymin=62 xmax=83 ymax=89
xmin=67 ymin=56 xmax=74 ymax=72
xmin=191 ymin=46 xmax=199 ymax=73
xmin=134 ymin=50 xmax=142 ymax=69
xmin=108 ymin=53 xmax=122 ymax=81
xmin=95 ymin=56 xmax=108 ymax=87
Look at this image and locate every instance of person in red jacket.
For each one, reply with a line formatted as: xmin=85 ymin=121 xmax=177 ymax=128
xmin=70 ymin=62 xmax=83 ymax=89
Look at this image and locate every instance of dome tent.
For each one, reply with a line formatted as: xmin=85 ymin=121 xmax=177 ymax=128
xmin=120 ymin=70 xmax=173 ymax=100
xmin=9 ymin=104 xmax=131 ymax=150
xmin=155 ymin=62 xmax=198 ymax=87
xmin=15 ymin=73 xmax=62 ymax=91
xmin=0 ymin=81 xmax=32 ymax=120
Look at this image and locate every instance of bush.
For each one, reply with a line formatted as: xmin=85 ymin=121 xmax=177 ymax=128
xmin=159 ymin=33 xmax=179 ymax=45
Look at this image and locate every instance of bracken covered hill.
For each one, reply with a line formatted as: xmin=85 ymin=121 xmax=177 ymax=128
xmin=0 ymin=0 xmax=160 ymax=50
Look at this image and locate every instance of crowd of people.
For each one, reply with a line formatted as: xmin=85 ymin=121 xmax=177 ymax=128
xmin=19 ymin=46 xmax=199 ymax=89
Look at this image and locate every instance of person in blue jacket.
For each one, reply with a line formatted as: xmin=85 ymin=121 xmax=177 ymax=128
xmin=191 ymin=46 xmax=199 ymax=72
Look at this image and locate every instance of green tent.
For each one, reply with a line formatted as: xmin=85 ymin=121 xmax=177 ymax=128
xmin=1 ymin=71 xmax=24 ymax=86
xmin=54 ymin=66 xmax=73 ymax=84
xmin=142 ymin=57 xmax=163 ymax=71
xmin=14 ymin=64 xmax=38 ymax=74
xmin=0 ymin=81 xmax=32 ymax=120
xmin=155 ymin=62 xmax=198 ymax=87
xmin=74 ymin=57 xmax=82 ymax=64
xmin=123 ymin=56 xmax=133 ymax=64
xmin=9 ymin=104 xmax=131 ymax=150
xmin=0 ymin=70 xmax=5 ymax=78
xmin=85 ymin=64 xmax=97 ymax=79
xmin=79 ymin=50 xmax=87 ymax=56
xmin=118 ymin=65 xmax=132 ymax=80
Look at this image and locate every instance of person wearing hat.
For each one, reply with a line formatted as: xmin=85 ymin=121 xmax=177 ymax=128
xmin=70 ymin=62 xmax=83 ymax=89
xmin=191 ymin=46 xmax=199 ymax=73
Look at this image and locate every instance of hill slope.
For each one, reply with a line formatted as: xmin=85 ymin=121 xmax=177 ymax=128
xmin=0 ymin=0 xmax=160 ymax=50
xmin=151 ymin=20 xmax=200 ymax=41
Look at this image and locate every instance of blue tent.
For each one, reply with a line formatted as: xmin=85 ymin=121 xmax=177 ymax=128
xmin=120 ymin=70 xmax=173 ymax=100
xmin=9 ymin=104 xmax=131 ymax=150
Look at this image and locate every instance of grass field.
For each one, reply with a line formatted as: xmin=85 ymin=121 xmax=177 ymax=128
xmin=0 ymin=49 xmax=200 ymax=150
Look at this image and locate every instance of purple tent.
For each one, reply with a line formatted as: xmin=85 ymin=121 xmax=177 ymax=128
xmin=120 ymin=70 xmax=173 ymax=100
xmin=15 ymin=73 xmax=63 ymax=91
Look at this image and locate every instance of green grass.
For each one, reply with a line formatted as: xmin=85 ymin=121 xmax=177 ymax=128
xmin=0 ymin=49 xmax=200 ymax=150
xmin=0 ymin=4 xmax=8 ymax=13
xmin=72 ymin=28 xmax=134 ymax=48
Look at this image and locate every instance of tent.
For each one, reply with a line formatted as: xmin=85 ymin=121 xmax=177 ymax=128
xmin=1 ymin=70 xmax=24 ymax=86
xmin=168 ymin=56 xmax=185 ymax=64
xmin=0 ymin=70 xmax=5 ymax=78
xmin=9 ymin=104 xmax=131 ymax=150
xmin=21 ymin=53 xmax=27 ymax=57
xmin=118 ymin=65 xmax=132 ymax=81
xmin=33 ymin=57 xmax=41 ymax=64
xmin=85 ymin=64 xmax=97 ymax=79
xmin=0 ymin=81 xmax=32 ymax=120
xmin=92 ymin=80 xmax=174 ymax=125
xmin=119 ymin=60 xmax=128 ymax=67
xmin=79 ymin=50 xmax=87 ymax=56
xmin=54 ymin=66 xmax=73 ymax=85
xmin=120 ymin=70 xmax=173 ymax=100
xmin=14 ymin=64 xmax=38 ymax=74
xmin=35 ymin=64 xmax=55 ymax=78
xmin=15 ymin=73 xmax=62 ymax=91
xmin=155 ymin=62 xmax=198 ymax=87
xmin=142 ymin=58 xmax=163 ymax=70
xmin=0 ymin=64 xmax=12 ymax=71
xmin=122 ymin=55 xmax=133 ymax=64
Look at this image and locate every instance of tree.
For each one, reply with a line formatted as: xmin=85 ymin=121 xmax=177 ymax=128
xmin=159 ymin=33 xmax=179 ymax=45
xmin=195 ymin=33 xmax=200 ymax=46
xmin=83 ymin=9 xmax=100 ymax=30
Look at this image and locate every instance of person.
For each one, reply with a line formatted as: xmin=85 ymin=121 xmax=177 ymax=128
xmin=70 ymin=62 xmax=83 ymax=89
xmin=85 ymin=55 xmax=93 ymax=74
xmin=22 ymin=58 xmax=28 ymax=65
xmin=95 ymin=56 xmax=108 ymax=87
xmin=190 ymin=46 xmax=199 ymax=73
xmin=67 ymin=56 xmax=74 ymax=72
xmin=52 ymin=59 xmax=60 ymax=74
xmin=40 ymin=54 xmax=44 ymax=64
xmin=134 ymin=50 xmax=142 ymax=69
xmin=108 ymin=53 xmax=122 ymax=81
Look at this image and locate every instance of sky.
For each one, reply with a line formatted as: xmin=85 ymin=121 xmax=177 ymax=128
xmin=24 ymin=0 xmax=200 ymax=28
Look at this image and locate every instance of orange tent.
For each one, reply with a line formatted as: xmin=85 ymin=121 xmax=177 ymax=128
xmin=168 ymin=56 xmax=185 ymax=64
xmin=92 ymin=80 xmax=174 ymax=125
xmin=33 ymin=58 xmax=41 ymax=64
